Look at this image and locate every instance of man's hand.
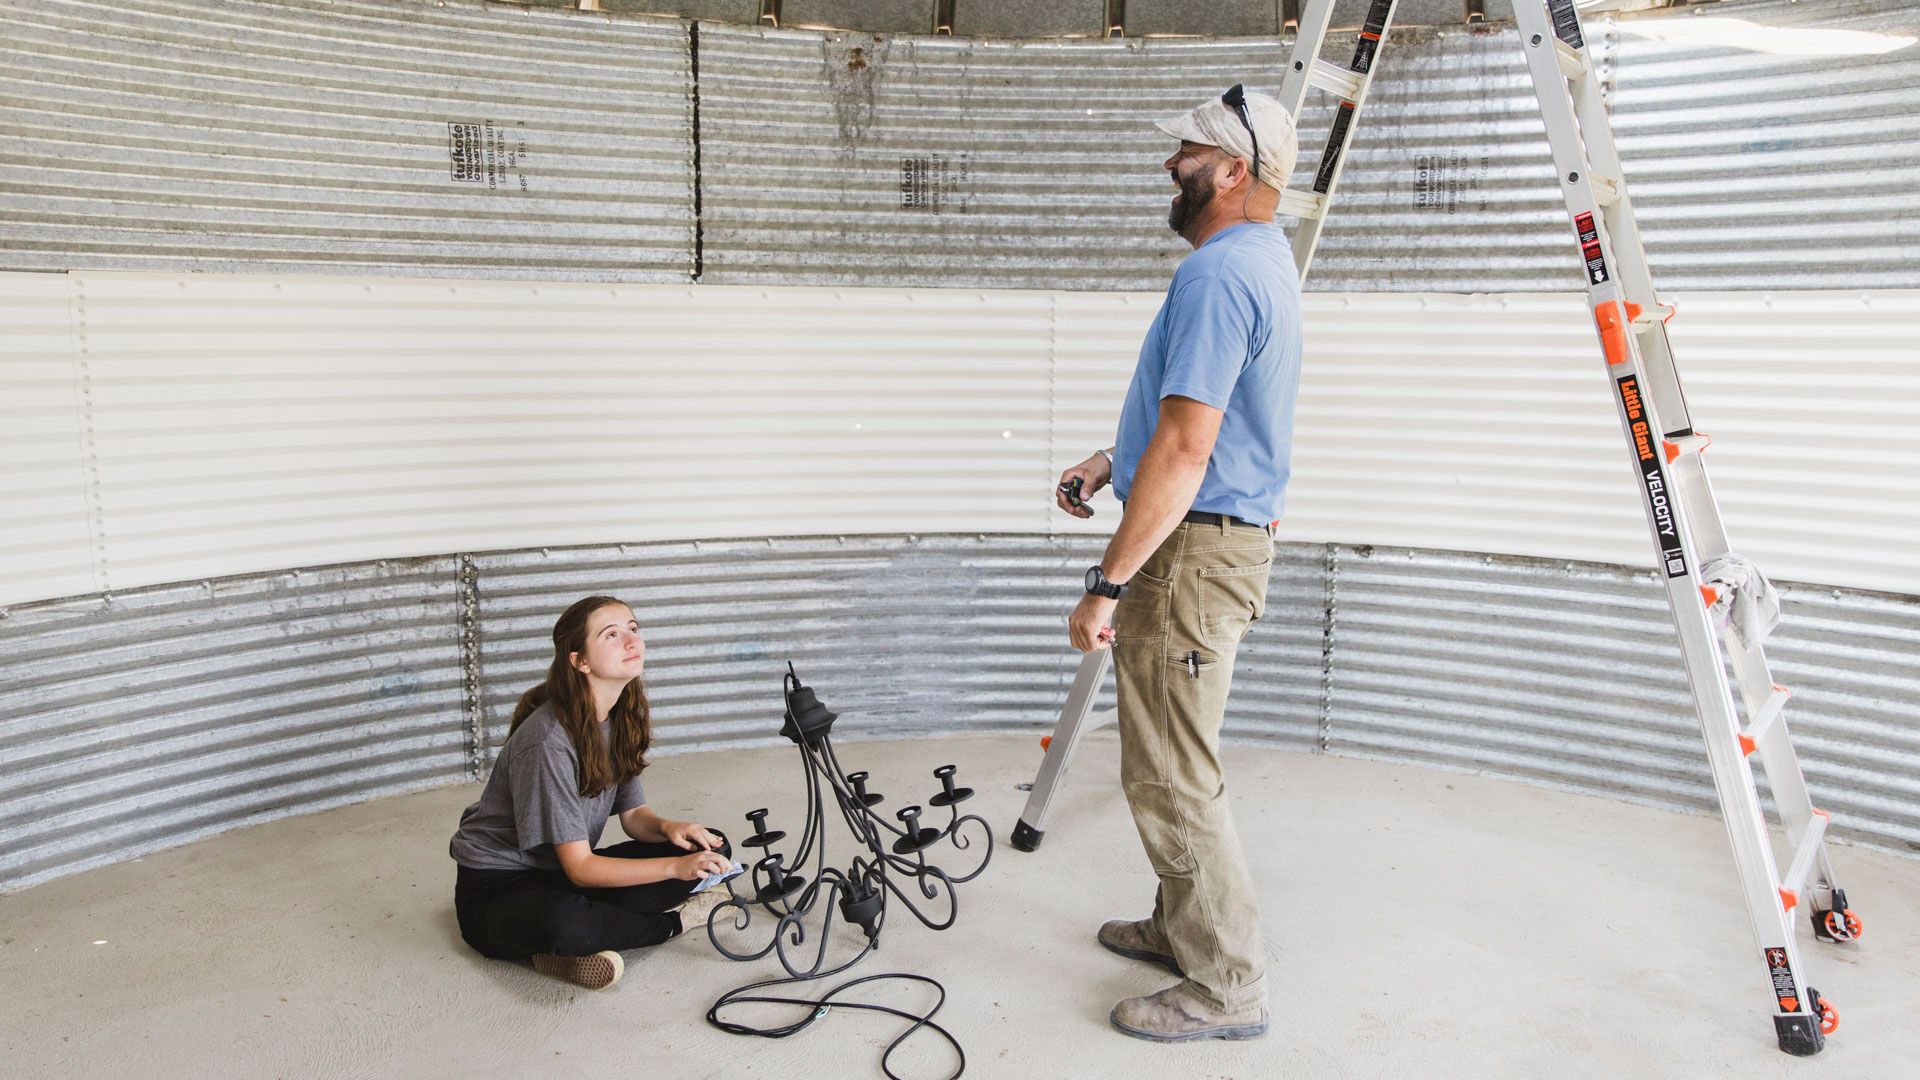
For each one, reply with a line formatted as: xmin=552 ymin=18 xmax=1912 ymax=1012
xmin=1069 ymin=592 xmax=1119 ymax=652
xmin=662 ymin=819 xmax=723 ymax=851
xmin=1055 ymin=451 xmax=1115 ymax=519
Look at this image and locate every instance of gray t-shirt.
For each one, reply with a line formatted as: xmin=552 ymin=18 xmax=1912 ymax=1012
xmin=448 ymin=702 xmax=646 ymax=871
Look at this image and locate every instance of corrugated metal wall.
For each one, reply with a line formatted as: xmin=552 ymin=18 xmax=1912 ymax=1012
xmin=8 ymin=273 xmax=1912 ymax=607
xmin=1327 ymin=545 xmax=1920 ymax=851
xmin=0 ymin=557 xmax=467 ymax=894
xmin=693 ymin=28 xmax=1270 ymax=290
xmin=4 ymin=536 xmax=1911 ymax=892
xmin=0 ymin=0 xmax=695 ymax=280
xmin=0 ymin=274 xmax=95 ymax=602
xmin=5 ymin=0 xmax=1914 ymax=292
xmin=1609 ymin=0 xmax=1920 ymax=291
xmin=694 ymin=6 xmax=1920 ymax=292
xmin=2 ymin=0 xmax=1915 ymax=892
xmin=470 ymin=537 xmax=1328 ymax=757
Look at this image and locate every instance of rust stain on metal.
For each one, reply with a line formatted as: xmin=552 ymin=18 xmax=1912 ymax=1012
xmin=823 ymin=34 xmax=887 ymax=146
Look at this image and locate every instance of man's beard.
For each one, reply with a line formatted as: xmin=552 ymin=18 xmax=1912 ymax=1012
xmin=1167 ymin=167 xmax=1216 ymax=235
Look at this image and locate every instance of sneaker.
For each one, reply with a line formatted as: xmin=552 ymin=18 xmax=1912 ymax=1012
xmin=1110 ymin=982 xmax=1269 ymax=1043
xmin=1097 ymin=918 xmax=1183 ymax=977
xmin=530 ymin=949 xmax=623 ymax=990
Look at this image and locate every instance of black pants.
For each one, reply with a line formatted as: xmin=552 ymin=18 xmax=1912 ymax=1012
xmin=454 ymin=834 xmax=731 ymax=960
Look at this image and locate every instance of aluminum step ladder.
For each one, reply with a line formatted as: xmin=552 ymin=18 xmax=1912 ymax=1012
xmin=1012 ymin=0 xmax=1861 ymax=1055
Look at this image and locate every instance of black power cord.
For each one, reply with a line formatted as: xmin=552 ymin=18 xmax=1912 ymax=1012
xmin=706 ymin=939 xmax=964 ymax=1080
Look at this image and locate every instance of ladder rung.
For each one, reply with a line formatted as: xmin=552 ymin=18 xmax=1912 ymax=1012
xmin=1630 ymin=300 xmax=1676 ymax=328
xmin=1306 ymin=58 xmax=1365 ymax=101
xmin=1662 ymin=432 xmax=1711 ymax=464
xmin=1737 ymin=684 xmax=1792 ymax=756
xmin=1779 ymin=809 xmax=1830 ymax=905
xmin=1554 ymin=37 xmax=1587 ymax=80
xmin=1590 ymin=173 xmax=1621 ymax=207
xmin=1278 ymin=187 xmax=1328 ymax=221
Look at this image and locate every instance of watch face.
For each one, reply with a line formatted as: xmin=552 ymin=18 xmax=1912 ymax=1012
xmin=1085 ymin=566 xmax=1101 ymax=592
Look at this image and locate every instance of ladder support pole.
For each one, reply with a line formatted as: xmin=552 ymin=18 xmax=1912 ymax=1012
xmin=1011 ymin=649 xmax=1112 ymax=852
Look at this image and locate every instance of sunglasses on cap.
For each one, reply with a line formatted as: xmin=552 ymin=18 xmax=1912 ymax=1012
xmin=1221 ymin=83 xmax=1260 ymax=180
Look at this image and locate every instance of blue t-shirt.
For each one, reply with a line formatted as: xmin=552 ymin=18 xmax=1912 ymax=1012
xmin=1111 ymin=221 xmax=1303 ymax=525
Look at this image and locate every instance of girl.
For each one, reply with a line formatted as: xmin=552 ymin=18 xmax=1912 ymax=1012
xmin=450 ymin=595 xmax=734 ymax=989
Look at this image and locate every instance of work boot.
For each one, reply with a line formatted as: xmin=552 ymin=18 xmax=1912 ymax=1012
xmin=1109 ymin=982 xmax=1269 ymax=1043
xmin=1097 ymin=918 xmax=1182 ymax=976
xmin=530 ymin=949 xmax=623 ymax=990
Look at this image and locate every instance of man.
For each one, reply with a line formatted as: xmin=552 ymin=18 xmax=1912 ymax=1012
xmin=1056 ymin=85 xmax=1301 ymax=1043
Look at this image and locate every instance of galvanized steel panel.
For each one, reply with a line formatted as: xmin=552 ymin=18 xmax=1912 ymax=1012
xmin=468 ymin=535 xmax=1325 ymax=760
xmin=690 ymin=23 xmax=1581 ymax=291
xmin=1 ymin=536 xmax=1911 ymax=894
xmin=1766 ymin=580 xmax=1920 ymax=853
xmin=1609 ymin=0 xmax=1920 ymax=291
xmin=1327 ymin=546 xmax=1706 ymax=804
xmin=1227 ymin=540 xmax=1329 ymax=752
xmin=469 ymin=535 xmax=1115 ymax=758
xmin=0 ymin=0 xmax=695 ymax=280
xmin=695 ymin=27 xmax=1273 ymax=290
xmin=0 ymin=556 xmax=465 ymax=894
xmin=697 ymin=6 xmax=1920 ymax=293
xmin=1325 ymin=545 xmax=1920 ymax=853
xmin=0 ymin=273 xmax=96 ymax=602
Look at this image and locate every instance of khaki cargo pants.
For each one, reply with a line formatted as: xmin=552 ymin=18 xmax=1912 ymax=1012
xmin=1111 ymin=518 xmax=1272 ymax=1012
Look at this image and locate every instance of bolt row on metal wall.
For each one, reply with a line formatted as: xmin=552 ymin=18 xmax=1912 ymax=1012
xmin=3 ymin=535 xmax=1913 ymax=894
xmin=3 ymin=0 xmax=1914 ymax=290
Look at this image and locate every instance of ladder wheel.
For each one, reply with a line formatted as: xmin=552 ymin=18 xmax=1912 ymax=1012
xmin=1824 ymin=908 xmax=1863 ymax=941
xmin=1817 ymin=996 xmax=1839 ymax=1036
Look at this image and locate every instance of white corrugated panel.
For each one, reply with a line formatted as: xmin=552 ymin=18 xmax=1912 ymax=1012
xmin=0 ymin=274 xmax=97 ymax=601
xmin=52 ymin=272 xmax=1055 ymax=594
xmin=4 ymin=272 xmax=1915 ymax=607
xmin=1278 ymin=291 xmax=1920 ymax=588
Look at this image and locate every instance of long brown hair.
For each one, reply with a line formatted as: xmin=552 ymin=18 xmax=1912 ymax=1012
xmin=507 ymin=595 xmax=651 ymax=797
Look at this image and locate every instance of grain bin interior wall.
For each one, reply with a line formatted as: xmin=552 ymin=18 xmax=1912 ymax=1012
xmin=0 ymin=557 xmax=467 ymax=894
xmin=0 ymin=0 xmax=695 ymax=280
xmin=3 ymin=0 xmax=1914 ymax=291
xmin=5 ymin=537 xmax=1913 ymax=894
xmin=693 ymin=5 xmax=1920 ymax=293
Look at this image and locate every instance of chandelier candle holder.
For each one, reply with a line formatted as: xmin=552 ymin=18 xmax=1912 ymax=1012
xmin=700 ymin=663 xmax=993 ymax=978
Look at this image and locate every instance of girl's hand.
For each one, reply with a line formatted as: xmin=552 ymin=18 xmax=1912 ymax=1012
xmin=672 ymin=850 xmax=733 ymax=881
xmin=663 ymin=819 xmax=723 ymax=851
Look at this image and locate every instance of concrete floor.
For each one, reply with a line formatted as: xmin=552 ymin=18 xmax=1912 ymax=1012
xmin=4 ymin=735 xmax=1916 ymax=1080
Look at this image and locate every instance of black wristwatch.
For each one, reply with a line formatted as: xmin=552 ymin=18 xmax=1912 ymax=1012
xmin=1085 ymin=565 xmax=1126 ymax=600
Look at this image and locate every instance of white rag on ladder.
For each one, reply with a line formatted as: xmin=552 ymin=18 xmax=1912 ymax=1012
xmin=1702 ymin=553 xmax=1781 ymax=652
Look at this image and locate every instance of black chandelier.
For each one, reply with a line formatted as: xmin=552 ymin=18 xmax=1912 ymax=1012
xmin=695 ymin=663 xmax=993 ymax=977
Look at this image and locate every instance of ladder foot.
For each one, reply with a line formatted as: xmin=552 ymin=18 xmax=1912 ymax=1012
xmin=1774 ymin=1010 xmax=1826 ymax=1056
xmin=1011 ymin=819 xmax=1045 ymax=853
xmin=1812 ymin=888 xmax=1863 ymax=942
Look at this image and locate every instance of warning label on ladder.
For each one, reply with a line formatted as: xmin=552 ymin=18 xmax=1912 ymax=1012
xmin=1575 ymin=212 xmax=1610 ymax=285
xmin=1766 ymin=948 xmax=1800 ymax=1012
xmin=1548 ymin=0 xmax=1586 ymax=50
xmin=1617 ymin=374 xmax=1689 ymax=579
